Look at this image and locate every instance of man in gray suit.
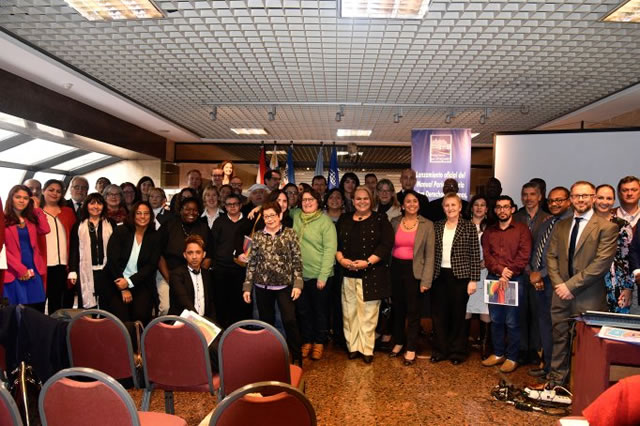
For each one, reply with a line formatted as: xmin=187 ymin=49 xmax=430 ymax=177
xmin=545 ymin=180 xmax=617 ymax=387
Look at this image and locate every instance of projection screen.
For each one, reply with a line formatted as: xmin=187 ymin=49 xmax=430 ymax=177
xmin=494 ymin=129 xmax=640 ymax=200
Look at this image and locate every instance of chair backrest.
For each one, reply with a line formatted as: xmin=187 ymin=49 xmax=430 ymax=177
xmin=38 ymin=367 xmax=140 ymax=426
xmin=66 ymin=309 xmax=139 ymax=388
xmin=141 ymin=316 xmax=214 ymax=392
xmin=210 ymin=381 xmax=316 ymax=426
xmin=0 ymin=382 xmax=23 ymax=426
xmin=218 ymin=320 xmax=292 ymax=399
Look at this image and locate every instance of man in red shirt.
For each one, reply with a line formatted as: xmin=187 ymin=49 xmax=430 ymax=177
xmin=481 ymin=195 xmax=532 ymax=373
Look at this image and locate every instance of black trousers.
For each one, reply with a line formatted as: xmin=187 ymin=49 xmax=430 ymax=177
xmin=296 ymin=278 xmax=330 ymax=344
xmin=328 ymin=265 xmax=345 ymax=345
xmin=213 ymin=266 xmax=251 ymax=328
xmin=108 ymin=283 xmax=154 ymax=326
xmin=520 ymin=275 xmax=541 ymax=355
xmin=46 ymin=265 xmax=74 ymax=315
xmin=76 ymin=269 xmax=110 ymax=310
xmin=255 ymin=286 xmax=302 ymax=362
xmin=391 ymin=259 xmax=423 ymax=351
xmin=431 ymin=268 xmax=470 ymax=361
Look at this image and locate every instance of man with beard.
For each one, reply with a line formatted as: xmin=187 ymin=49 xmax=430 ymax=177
xmin=481 ymin=195 xmax=532 ymax=373
xmin=545 ymin=181 xmax=617 ymax=389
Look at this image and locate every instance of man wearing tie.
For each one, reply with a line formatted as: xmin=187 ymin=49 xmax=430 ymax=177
xmin=546 ymin=181 xmax=617 ymax=388
xmin=66 ymin=176 xmax=89 ymax=218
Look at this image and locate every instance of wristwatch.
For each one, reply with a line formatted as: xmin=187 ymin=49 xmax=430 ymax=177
xmin=366 ymin=260 xmax=372 ymax=268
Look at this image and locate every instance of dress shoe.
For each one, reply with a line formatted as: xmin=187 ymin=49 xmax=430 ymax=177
xmin=301 ymin=343 xmax=312 ymax=358
xmin=348 ymin=351 xmax=360 ymax=360
xmin=481 ymin=354 xmax=505 ymax=367
xmin=362 ymin=355 xmax=374 ymax=364
xmin=403 ymin=357 xmax=416 ymax=366
xmin=389 ymin=345 xmax=403 ymax=358
xmin=499 ymin=359 xmax=518 ymax=373
xmin=311 ymin=344 xmax=324 ymax=360
xmin=430 ymin=354 xmax=445 ymax=363
xmin=528 ymin=367 xmax=548 ymax=378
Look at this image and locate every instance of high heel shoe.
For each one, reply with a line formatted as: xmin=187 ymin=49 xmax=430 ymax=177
xmin=404 ymin=351 xmax=416 ymax=366
xmin=388 ymin=345 xmax=403 ymax=358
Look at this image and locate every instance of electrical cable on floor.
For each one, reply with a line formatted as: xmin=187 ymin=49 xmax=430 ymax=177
xmin=490 ymin=380 xmax=572 ymax=417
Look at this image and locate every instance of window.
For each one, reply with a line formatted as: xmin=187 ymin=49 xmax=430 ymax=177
xmin=1 ymin=139 xmax=77 ymax=165
xmin=53 ymin=152 xmax=111 ymax=171
xmin=0 ymin=167 xmax=27 ymax=203
xmin=0 ymin=129 xmax=17 ymax=143
xmin=33 ymin=172 xmax=66 ymax=186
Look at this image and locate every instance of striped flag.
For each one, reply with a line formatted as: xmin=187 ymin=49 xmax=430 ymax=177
xmin=328 ymin=144 xmax=339 ymax=189
xmin=284 ymin=144 xmax=295 ymax=184
xmin=315 ymin=144 xmax=324 ymax=177
xmin=256 ymin=145 xmax=267 ymax=184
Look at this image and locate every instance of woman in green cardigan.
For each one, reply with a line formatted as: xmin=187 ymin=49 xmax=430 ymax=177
xmin=291 ymin=188 xmax=338 ymax=361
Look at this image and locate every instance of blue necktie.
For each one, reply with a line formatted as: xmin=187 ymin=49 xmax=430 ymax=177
xmin=568 ymin=217 xmax=582 ymax=277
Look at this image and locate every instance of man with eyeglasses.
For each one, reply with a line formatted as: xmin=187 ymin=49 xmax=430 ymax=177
xmin=230 ymin=176 xmax=247 ymax=205
xmin=545 ymin=181 xmax=617 ymax=391
xmin=210 ymin=193 xmax=253 ymax=327
xmin=481 ymin=195 xmax=532 ymax=374
xmin=526 ymin=186 xmax=572 ymax=380
xmin=211 ymin=168 xmax=224 ymax=189
xmin=66 ymin=176 xmax=89 ymax=218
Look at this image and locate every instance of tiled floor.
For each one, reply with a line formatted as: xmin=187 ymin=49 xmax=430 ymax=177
xmin=130 ymin=331 xmax=562 ymax=426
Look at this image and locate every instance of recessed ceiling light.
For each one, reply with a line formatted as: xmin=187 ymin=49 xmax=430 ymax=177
xmin=63 ymin=0 xmax=165 ymax=21
xmin=602 ymin=0 xmax=640 ymax=23
xmin=337 ymin=151 xmax=364 ymax=156
xmin=341 ymin=0 xmax=431 ymax=19
xmin=337 ymin=129 xmax=372 ymax=137
xmin=230 ymin=128 xmax=268 ymax=135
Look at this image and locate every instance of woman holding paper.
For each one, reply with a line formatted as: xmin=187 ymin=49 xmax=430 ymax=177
xmin=242 ymin=201 xmax=304 ymax=364
xmin=431 ymin=192 xmax=481 ymax=365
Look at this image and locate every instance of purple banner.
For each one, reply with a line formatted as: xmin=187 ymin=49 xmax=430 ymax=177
xmin=411 ymin=128 xmax=472 ymax=200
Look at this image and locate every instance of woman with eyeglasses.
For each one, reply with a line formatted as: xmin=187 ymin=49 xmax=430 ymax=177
xmin=102 ymin=184 xmax=128 ymax=225
xmin=106 ymin=201 xmax=161 ymax=324
xmin=242 ymin=201 xmax=304 ymax=364
xmin=120 ymin=182 xmax=139 ymax=212
xmin=283 ymin=183 xmax=300 ymax=210
xmin=336 ymin=186 xmax=394 ymax=363
xmin=68 ymin=193 xmax=116 ymax=310
xmin=3 ymin=185 xmax=49 ymax=311
xmin=291 ymin=188 xmax=337 ymax=360
xmin=594 ymin=184 xmax=635 ymax=313
xmin=41 ymin=179 xmax=76 ymax=315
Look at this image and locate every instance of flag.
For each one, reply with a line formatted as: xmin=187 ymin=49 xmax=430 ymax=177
xmin=315 ymin=145 xmax=324 ymax=177
xmin=284 ymin=145 xmax=295 ymax=184
xmin=256 ymin=146 xmax=267 ymax=184
xmin=269 ymin=143 xmax=279 ymax=170
xmin=328 ymin=145 xmax=339 ymax=189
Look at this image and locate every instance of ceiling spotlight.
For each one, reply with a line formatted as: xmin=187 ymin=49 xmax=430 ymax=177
xmin=335 ymin=105 xmax=344 ymax=122
xmin=268 ymin=105 xmax=277 ymax=121
xmin=479 ymin=107 xmax=489 ymax=125
xmin=520 ymin=105 xmax=530 ymax=115
xmin=393 ymin=107 xmax=403 ymax=124
xmin=209 ymin=106 xmax=217 ymax=121
xmin=444 ymin=110 xmax=456 ymax=124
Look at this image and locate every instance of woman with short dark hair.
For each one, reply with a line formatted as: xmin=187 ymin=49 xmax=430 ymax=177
xmin=339 ymin=173 xmax=360 ymax=213
xmin=136 ymin=176 xmax=155 ymax=202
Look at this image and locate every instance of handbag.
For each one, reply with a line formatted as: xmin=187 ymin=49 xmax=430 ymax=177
xmin=10 ymin=361 xmax=42 ymax=426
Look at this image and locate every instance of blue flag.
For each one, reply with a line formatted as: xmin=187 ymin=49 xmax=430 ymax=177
xmin=315 ymin=145 xmax=324 ymax=177
xmin=328 ymin=145 xmax=339 ymax=189
xmin=285 ymin=145 xmax=295 ymax=184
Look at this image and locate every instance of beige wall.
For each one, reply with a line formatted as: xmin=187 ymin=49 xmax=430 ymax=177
xmin=82 ymin=159 xmax=162 ymax=194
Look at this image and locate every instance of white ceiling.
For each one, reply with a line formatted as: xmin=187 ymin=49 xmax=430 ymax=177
xmin=1 ymin=0 xmax=639 ymax=146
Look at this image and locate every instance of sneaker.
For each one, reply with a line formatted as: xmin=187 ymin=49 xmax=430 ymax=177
xmin=311 ymin=344 xmax=324 ymax=360
xmin=481 ymin=354 xmax=505 ymax=367
xmin=499 ymin=359 xmax=518 ymax=373
xmin=301 ymin=343 xmax=312 ymax=358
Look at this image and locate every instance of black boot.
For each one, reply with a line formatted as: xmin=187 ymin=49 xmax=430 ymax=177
xmin=481 ymin=321 xmax=492 ymax=360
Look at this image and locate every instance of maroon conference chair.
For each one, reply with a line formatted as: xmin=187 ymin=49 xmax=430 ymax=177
xmin=141 ymin=316 xmax=220 ymax=413
xmin=210 ymin=381 xmax=316 ymax=426
xmin=0 ymin=382 xmax=23 ymax=426
xmin=217 ymin=320 xmax=303 ymax=400
xmin=38 ymin=367 xmax=186 ymax=426
xmin=66 ymin=309 xmax=140 ymax=388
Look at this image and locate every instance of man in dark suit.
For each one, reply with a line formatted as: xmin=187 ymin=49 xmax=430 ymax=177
xmin=396 ymin=168 xmax=429 ymax=218
xmin=546 ymin=180 xmax=617 ymax=388
xmin=66 ymin=176 xmax=89 ymax=218
xmin=169 ymin=234 xmax=216 ymax=321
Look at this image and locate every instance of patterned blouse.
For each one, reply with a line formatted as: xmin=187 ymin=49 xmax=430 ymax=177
xmin=242 ymin=227 xmax=304 ymax=292
xmin=605 ymin=216 xmax=634 ymax=313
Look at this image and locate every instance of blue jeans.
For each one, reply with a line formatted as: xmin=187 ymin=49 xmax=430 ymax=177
xmin=488 ymin=274 xmax=524 ymax=361
xmin=536 ymin=275 xmax=553 ymax=372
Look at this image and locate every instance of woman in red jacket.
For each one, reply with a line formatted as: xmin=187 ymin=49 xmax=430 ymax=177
xmin=41 ymin=179 xmax=76 ymax=314
xmin=3 ymin=185 xmax=50 ymax=311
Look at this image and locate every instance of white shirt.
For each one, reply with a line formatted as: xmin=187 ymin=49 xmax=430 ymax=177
xmin=201 ymin=208 xmax=221 ymax=229
xmin=568 ymin=208 xmax=594 ymax=249
xmin=616 ymin=206 xmax=640 ymax=229
xmin=441 ymin=225 xmax=456 ymax=268
xmin=189 ymin=268 xmax=205 ymax=316
xmin=123 ymin=239 xmax=142 ymax=288
xmin=44 ymin=212 xmax=68 ymax=266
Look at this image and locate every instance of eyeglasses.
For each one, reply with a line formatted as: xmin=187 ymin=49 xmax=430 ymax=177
xmin=548 ymin=198 xmax=569 ymax=204
xmin=301 ymin=198 xmax=316 ymax=203
xmin=495 ymin=205 xmax=512 ymax=211
xmin=285 ymin=190 xmax=298 ymax=195
xmin=225 ymin=202 xmax=240 ymax=207
xmin=106 ymin=193 xmax=120 ymax=197
xmin=263 ymin=213 xmax=278 ymax=220
xmin=570 ymin=194 xmax=594 ymax=200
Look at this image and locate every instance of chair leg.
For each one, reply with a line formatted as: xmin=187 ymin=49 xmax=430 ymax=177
xmin=164 ymin=390 xmax=175 ymax=414
xmin=141 ymin=388 xmax=152 ymax=411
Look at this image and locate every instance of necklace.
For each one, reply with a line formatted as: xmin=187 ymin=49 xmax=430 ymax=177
xmin=181 ymin=222 xmax=192 ymax=237
xmin=402 ymin=218 xmax=418 ymax=230
xmin=355 ymin=213 xmax=370 ymax=221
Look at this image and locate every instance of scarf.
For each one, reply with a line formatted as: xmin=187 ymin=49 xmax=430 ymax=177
xmin=299 ymin=210 xmax=322 ymax=240
xmin=78 ymin=219 xmax=113 ymax=308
